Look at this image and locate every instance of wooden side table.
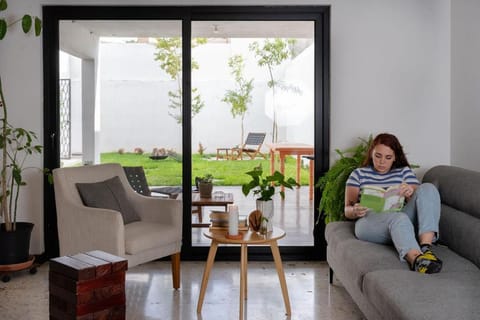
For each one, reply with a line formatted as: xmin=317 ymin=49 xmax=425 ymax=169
xmin=196 ymin=227 xmax=291 ymax=319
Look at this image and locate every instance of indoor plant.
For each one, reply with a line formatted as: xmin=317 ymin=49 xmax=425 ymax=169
xmin=316 ymin=135 xmax=372 ymax=224
xmin=242 ymin=165 xmax=297 ymax=232
xmin=0 ymin=0 xmax=43 ymax=264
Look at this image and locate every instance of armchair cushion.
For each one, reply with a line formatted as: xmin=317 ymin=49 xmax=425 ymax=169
xmin=76 ymin=176 xmax=141 ymax=224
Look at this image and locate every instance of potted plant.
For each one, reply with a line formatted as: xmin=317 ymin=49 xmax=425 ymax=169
xmin=0 ymin=1 xmax=43 ymax=265
xmin=316 ymin=135 xmax=372 ymax=224
xmin=242 ymin=165 xmax=297 ymax=233
xmin=196 ymin=174 xmax=214 ymax=198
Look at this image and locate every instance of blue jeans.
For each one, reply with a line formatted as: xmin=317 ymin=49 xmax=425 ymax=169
xmin=354 ymin=183 xmax=441 ymax=261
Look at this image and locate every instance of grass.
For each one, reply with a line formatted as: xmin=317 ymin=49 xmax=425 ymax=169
xmin=101 ymin=152 xmax=310 ymax=186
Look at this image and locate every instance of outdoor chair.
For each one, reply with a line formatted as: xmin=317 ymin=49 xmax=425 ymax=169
xmin=230 ymin=132 xmax=267 ymax=160
xmin=52 ymin=163 xmax=182 ymax=288
xmin=123 ymin=166 xmax=181 ymax=199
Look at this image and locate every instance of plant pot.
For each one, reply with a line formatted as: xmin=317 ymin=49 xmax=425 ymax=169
xmin=198 ymin=182 xmax=213 ymax=198
xmin=256 ymin=199 xmax=274 ymax=233
xmin=0 ymin=222 xmax=34 ymax=265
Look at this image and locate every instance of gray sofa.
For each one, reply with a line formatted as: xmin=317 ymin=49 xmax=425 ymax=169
xmin=325 ymin=165 xmax=480 ymax=320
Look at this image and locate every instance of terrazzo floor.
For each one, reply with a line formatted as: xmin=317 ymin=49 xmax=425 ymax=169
xmin=0 ymin=260 xmax=365 ymax=320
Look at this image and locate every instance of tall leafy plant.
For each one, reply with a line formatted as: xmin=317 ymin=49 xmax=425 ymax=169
xmin=222 ymin=54 xmax=253 ymax=146
xmin=249 ymin=38 xmax=295 ymax=143
xmin=154 ymin=37 xmax=207 ymax=124
xmin=317 ymin=136 xmax=372 ymax=224
xmin=0 ymin=0 xmax=43 ymax=232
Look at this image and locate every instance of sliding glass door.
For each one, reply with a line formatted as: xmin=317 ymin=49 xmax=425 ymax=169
xmin=43 ymin=6 xmax=329 ymax=260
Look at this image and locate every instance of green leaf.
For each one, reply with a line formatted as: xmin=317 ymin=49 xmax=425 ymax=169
xmin=0 ymin=19 xmax=6 ymax=40
xmin=21 ymin=14 xmax=32 ymax=33
xmin=0 ymin=0 xmax=7 ymax=11
xmin=34 ymin=16 xmax=41 ymax=36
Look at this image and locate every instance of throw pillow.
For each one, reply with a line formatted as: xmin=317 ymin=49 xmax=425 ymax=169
xmin=76 ymin=176 xmax=141 ymax=224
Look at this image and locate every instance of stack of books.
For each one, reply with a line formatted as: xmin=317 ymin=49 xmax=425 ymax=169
xmin=209 ymin=210 xmax=248 ymax=231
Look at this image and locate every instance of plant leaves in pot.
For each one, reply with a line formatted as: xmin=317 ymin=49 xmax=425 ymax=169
xmin=0 ymin=1 xmax=44 ymax=265
xmin=241 ymin=165 xmax=297 ymax=233
xmin=197 ymin=174 xmax=214 ymax=198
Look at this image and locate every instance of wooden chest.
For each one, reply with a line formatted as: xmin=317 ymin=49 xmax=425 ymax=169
xmin=49 ymin=250 xmax=128 ymax=320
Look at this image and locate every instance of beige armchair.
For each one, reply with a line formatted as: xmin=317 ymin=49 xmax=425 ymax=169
xmin=52 ymin=163 xmax=182 ymax=288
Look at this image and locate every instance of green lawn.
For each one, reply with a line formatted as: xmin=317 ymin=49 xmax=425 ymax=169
xmin=100 ymin=152 xmax=310 ymax=186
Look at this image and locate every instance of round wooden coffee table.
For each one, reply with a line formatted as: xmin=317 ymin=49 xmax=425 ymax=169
xmin=196 ymin=227 xmax=291 ymax=319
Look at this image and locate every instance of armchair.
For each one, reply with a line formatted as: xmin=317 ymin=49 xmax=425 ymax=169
xmin=52 ymin=163 xmax=182 ymax=288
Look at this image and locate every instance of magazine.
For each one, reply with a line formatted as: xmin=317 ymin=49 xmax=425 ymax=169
xmin=360 ymin=185 xmax=405 ymax=213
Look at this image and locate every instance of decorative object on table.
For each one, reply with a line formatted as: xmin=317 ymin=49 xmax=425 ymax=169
xmin=0 ymin=2 xmax=45 ymax=268
xmin=316 ymin=135 xmax=372 ymax=224
xmin=149 ymin=147 xmax=168 ymax=160
xmin=227 ymin=204 xmax=239 ymax=236
xmin=248 ymin=210 xmax=263 ymax=232
xmin=197 ymin=174 xmax=214 ymax=198
xmin=242 ymin=165 xmax=297 ymax=233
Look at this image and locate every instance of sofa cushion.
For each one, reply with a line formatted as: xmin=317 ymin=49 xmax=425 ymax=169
xmin=125 ymin=221 xmax=179 ymax=254
xmin=363 ymin=269 xmax=480 ymax=320
xmin=76 ymin=176 xmax=141 ymax=225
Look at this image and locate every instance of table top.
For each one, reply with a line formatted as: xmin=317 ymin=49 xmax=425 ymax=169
xmin=192 ymin=192 xmax=234 ymax=206
xmin=267 ymin=143 xmax=314 ymax=154
xmin=203 ymin=227 xmax=285 ymax=244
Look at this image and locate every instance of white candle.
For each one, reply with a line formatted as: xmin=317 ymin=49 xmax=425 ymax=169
xmin=228 ymin=204 xmax=239 ymax=235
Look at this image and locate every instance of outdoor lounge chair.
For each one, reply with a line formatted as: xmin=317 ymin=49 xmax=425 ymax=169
xmin=230 ymin=132 xmax=267 ymax=160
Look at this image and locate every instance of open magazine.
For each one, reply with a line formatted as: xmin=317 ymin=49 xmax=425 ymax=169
xmin=360 ymin=185 xmax=405 ymax=213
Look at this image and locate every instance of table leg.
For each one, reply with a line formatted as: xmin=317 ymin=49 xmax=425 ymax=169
xmin=270 ymin=241 xmax=291 ymax=315
xmin=280 ymin=153 xmax=286 ymax=193
xmin=309 ymin=158 xmax=314 ymax=201
xmin=240 ymin=244 xmax=247 ymax=320
xmin=197 ymin=240 xmax=218 ymax=313
xmin=296 ymin=155 xmax=301 ymax=186
xmin=270 ymin=149 xmax=275 ymax=175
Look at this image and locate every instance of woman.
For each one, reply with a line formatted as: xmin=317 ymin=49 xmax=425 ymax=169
xmin=345 ymin=133 xmax=442 ymax=274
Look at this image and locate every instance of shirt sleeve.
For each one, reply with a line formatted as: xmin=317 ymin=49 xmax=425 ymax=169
xmin=403 ymin=167 xmax=420 ymax=185
xmin=346 ymin=169 xmax=360 ymax=187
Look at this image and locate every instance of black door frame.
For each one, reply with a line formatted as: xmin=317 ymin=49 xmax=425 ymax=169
xmin=43 ymin=5 xmax=330 ymax=261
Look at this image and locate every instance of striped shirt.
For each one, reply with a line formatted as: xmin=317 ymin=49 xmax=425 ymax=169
xmin=346 ymin=166 xmax=420 ymax=189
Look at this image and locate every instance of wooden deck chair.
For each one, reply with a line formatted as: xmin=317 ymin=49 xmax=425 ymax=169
xmin=231 ymin=132 xmax=267 ymax=160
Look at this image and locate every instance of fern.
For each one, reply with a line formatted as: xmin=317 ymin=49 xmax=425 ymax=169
xmin=317 ymin=136 xmax=372 ymax=224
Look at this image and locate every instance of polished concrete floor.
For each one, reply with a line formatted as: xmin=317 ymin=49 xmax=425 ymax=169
xmin=0 ymin=260 xmax=364 ymax=320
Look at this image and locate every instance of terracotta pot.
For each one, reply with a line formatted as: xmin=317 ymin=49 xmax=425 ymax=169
xmin=0 ymin=222 xmax=34 ymax=265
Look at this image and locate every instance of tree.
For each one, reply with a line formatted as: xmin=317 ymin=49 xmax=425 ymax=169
xmin=154 ymin=37 xmax=207 ymax=124
xmin=249 ymin=38 xmax=295 ymax=143
xmin=222 ymin=55 xmax=254 ymax=146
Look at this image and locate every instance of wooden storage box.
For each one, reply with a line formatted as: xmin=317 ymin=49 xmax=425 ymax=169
xmin=49 ymin=250 xmax=128 ymax=320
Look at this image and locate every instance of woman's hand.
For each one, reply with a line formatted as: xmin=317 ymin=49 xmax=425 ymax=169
xmin=400 ymin=183 xmax=415 ymax=198
xmin=351 ymin=203 xmax=368 ymax=218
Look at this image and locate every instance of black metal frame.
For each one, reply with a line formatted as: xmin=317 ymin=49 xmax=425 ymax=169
xmin=43 ymin=5 xmax=330 ymax=261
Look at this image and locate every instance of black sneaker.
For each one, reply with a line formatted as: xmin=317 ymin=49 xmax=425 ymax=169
xmin=412 ymin=250 xmax=443 ymax=274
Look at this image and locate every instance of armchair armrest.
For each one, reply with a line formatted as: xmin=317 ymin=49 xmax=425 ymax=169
xmin=131 ymin=196 xmax=182 ymax=231
xmin=57 ymin=200 xmax=126 ymax=257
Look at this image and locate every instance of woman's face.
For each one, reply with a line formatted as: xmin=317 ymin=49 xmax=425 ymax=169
xmin=372 ymin=144 xmax=395 ymax=174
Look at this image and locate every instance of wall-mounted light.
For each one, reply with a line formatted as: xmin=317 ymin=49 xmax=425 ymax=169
xmin=212 ymin=24 xmax=219 ymax=34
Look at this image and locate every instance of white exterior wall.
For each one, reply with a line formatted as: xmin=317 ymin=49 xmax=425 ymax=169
xmin=0 ymin=0 xmax=452 ymax=254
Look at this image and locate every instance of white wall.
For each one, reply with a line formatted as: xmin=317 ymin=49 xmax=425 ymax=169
xmin=451 ymin=0 xmax=480 ymax=172
xmin=0 ymin=0 xmax=452 ymax=254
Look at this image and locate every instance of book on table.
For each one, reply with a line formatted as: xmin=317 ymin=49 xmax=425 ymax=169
xmin=360 ymin=185 xmax=405 ymax=213
xmin=209 ymin=211 xmax=248 ymax=231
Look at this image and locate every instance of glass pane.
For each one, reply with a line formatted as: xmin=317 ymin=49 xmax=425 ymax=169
xmin=191 ymin=21 xmax=315 ymax=247
xmin=58 ymin=20 xmax=183 ymax=198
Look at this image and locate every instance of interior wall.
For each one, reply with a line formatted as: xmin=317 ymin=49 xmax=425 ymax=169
xmin=451 ymin=0 xmax=480 ymax=172
xmin=0 ymin=0 xmax=451 ymax=254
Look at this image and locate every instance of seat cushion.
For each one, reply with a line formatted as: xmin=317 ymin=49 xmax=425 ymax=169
xmin=125 ymin=221 xmax=180 ymax=254
xmin=363 ymin=269 xmax=480 ymax=320
xmin=76 ymin=176 xmax=141 ymax=224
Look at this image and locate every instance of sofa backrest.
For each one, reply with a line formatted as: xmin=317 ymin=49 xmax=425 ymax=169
xmin=423 ymin=165 xmax=480 ymax=269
